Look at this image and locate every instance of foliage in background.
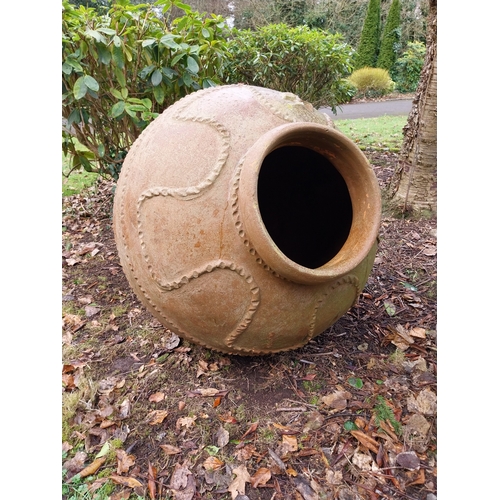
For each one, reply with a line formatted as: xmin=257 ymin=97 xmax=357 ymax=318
xmin=354 ymin=0 xmax=380 ymax=69
xmin=348 ymin=67 xmax=395 ymax=98
xmin=392 ymin=40 xmax=426 ymax=93
xmin=397 ymin=0 xmax=428 ymax=46
xmin=275 ymin=0 xmax=307 ymax=26
xmin=304 ymin=0 xmax=365 ymax=47
xmin=377 ymin=0 xmax=401 ymax=73
xmin=229 ymin=0 xmax=426 ymax=50
xmin=62 ymin=0 xmax=230 ymax=179
xmin=69 ymin=0 xmax=109 ymax=8
xmin=224 ymin=23 xmax=356 ymax=109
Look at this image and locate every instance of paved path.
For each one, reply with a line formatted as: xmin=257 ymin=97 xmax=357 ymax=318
xmin=319 ymin=98 xmax=413 ymax=120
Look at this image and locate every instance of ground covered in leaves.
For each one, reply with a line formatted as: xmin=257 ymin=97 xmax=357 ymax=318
xmin=62 ymin=150 xmax=437 ymax=500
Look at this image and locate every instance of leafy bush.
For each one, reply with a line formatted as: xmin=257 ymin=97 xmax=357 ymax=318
xmin=348 ymin=67 xmax=395 ymax=98
xmin=392 ymin=41 xmax=425 ymax=93
xmin=62 ymin=0 xmax=230 ymax=179
xmin=224 ymin=23 xmax=357 ymax=109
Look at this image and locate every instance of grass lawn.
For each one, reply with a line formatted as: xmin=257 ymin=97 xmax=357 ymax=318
xmin=334 ymin=115 xmax=407 ymax=152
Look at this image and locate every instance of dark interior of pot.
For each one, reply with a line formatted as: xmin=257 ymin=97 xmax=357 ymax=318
xmin=257 ymin=145 xmax=353 ymax=269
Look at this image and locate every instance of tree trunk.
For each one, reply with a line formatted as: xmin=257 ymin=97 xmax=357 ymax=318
xmin=388 ymin=0 xmax=437 ymax=214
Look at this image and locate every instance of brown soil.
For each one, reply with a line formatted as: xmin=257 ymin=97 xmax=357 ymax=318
xmin=62 ymin=150 xmax=437 ymax=500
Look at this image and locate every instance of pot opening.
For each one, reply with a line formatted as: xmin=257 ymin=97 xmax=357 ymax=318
xmin=257 ymin=145 xmax=352 ymax=269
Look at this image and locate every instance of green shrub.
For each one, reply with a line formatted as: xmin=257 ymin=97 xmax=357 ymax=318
xmin=354 ymin=0 xmax=381 ymax=69
xmin=392 ymin=41 xmax=425 ymax=93
xmin=62 ymin=0 xmax=230 ymax=179
xmin=224 ymin=23 xmax=356 ymax=109
xmin=349 ymin=67 xmax=395 ymax=98
xmin=376 ymin=0 xmax=401 ymax=73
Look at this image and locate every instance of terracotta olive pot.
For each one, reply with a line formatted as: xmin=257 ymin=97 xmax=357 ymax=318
xmin=113 ymin=84 xmax=381 ymax=355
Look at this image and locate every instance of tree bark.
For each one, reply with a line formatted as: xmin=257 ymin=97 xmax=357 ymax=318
xmin=388 ymin=0 xmax=437 ymax=214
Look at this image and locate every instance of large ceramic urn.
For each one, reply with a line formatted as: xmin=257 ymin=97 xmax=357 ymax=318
xmin=113 ymin=84 xmax=381 ymax=355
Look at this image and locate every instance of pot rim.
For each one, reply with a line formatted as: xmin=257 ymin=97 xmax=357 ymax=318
xmin=238 ymin=122 xmax=381 ymax=285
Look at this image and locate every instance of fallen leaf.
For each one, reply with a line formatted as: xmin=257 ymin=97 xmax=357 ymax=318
xmin=197 ymin=360 xmax=209 ymax=377
xmin=95 ymin=442 xmax=111 ymax=458
xmin=76 ymin=242 xmax=98 ymax=255
xmin=79 ymin=457 xmax=106 ymax=478
xmin=352 ymin=450 xmax=373 ymax=471
xmin=281 ymin=434 xmax=298 ymax=453
xmin=98 ymin=376 xmax=124 ymax=395
xmin=213 ymin=396 xmax=222 ymax=408
xmin=234 ymin=444 xmax=256 ymax=461
xmin=422 ymin=245 xmax=437 ymax=256
xmin=88 ymin=477 xmax=109 ymax=494
xmin=272 ymin=423 xmax=300 ymax=435
xmin=146 ymin=410 xmax=169 ymax=425
xmin=62 ymin=442 xmax=73 ymax=453
xmin=321 ymin=391 xmax=351 ymax=410
xmin=384 ymin=300 xmax=397 ymax=316
xmin=116 ymin=449 xmax=136 ymax=475
xmin=203 ymin=456 xmax=224 ymax=471
xmin=164 ymin=333 xmax=181 ymax=351
xmin=228 ymin=464 xmax=251 ymax=499
xmin=160 ymin=444 xmax=182 ymax=455
xmin=63 ymin=451 xmax=87 ymax=476
xmin=250 ymin=467 xmax=271 ymax=488
xmin=215 ymin=426 xmax=230 ymax=448
xmin=197 ymin=388 xmax=219 ymax=397
xmin=325 ymin=469 xmax=343 ymax=485
xmin=407 ymin=388 xmax=437 ymax=416
xmin=176 ymin=416 xmax=197 ymax=430
xmin=148 ymin=461 xmax=157 ymax=500
xmin=350 ymin=430 xmax=380 ymax=454
xmin=119 ymin=398 xmax=131 ymax=419
xmin=63 ymin=314 xmax=83 ymax=328
xmin=218 ymin=412 xmax=238 ymax=424
xmin=149 ymin=392 xmax=165 ymax=403
xmin=296 ymin=448 xmax=319 ymax=458
xmin=187 ymin=388 xmax=230 ymax=398
xmin=62 ymin=372 xmax=76 ymax=391
xmin=409 ymin=327 xmax=427 ymax=338
xmin=98 ymin=404 xmax=114 ymax=420
xmin=85 ymin=305 xmax=100 ymax=318
xmin=387 ymin=324 xmax=415 ymax=351
xmin=405 ymin=413 xmax=431 ymax=440
xmin=169 ymin=463 xmax=196 ymax=500
xmin=110 ymin=474 xmax=143 ymax=489
xmin=240 ymin=421 xmax=259 ymax=440
xmin=406 ymin=468 xmax=426 ymax=486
